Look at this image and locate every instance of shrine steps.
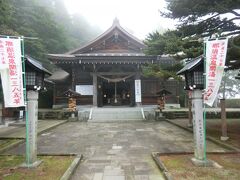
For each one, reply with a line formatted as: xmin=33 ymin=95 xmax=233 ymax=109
xmin=89 ymin=107 xmax=145 ymax=122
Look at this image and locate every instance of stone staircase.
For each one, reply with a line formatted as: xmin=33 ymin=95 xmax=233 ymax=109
xmin=89 ymin=107 xmax=145 ymax=122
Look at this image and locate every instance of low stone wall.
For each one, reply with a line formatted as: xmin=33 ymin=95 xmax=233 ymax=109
xmin=38 ymin=109 xmax=78 ymax=120
xmin=206 ymin=111 xmax=240 ymax=119
xmin=163 ymin=110 xmax=240 ymax=119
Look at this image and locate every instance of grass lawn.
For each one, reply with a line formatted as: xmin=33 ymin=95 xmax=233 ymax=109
xmin=169 ymin=119 xmax=240 ymax=149
xmin=206 ymin=119 xmax=240 ymax=149
xmin=159 ymin=153 xmax=240 ymax=180
xmin=0 ymin=155 xmax=75 ymax=180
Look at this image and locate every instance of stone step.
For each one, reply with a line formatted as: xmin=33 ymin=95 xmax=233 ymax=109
xmin=92 ymin=115 xmax=142 ymax=120
xmin=90 ymin=107 xmax=144 ymax=121
xmin=89 ymin=119 xmax=145 ymax=122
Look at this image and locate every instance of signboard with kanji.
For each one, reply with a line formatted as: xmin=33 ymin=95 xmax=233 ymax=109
xmin=0 ymin=38 xmax=24 ymax=107
xmin=135 ymin=80 xmax=141 ymax=103
xmin=204 ymin=39 xmax=228 ymax=106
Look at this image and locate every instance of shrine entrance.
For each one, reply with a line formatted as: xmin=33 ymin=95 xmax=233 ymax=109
xmin=95 ymin=71 xmax=136 ymax=107
xmin=102 ymin=81 xmax=132 ymax=106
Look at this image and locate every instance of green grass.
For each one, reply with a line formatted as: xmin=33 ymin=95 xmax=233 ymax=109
xmin=0 ymin=155 xmax=75 ymax=180
xmin=160 ymin=153 xmax=240 ymax=180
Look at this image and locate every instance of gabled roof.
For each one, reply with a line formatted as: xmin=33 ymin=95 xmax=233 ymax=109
xmin=25 ymin=55 xmax=52 ymax=75
xmin=177 ymin=56 xmax=203 ymax=75
xmin=66 ymin=18 xmax=146 ymax=55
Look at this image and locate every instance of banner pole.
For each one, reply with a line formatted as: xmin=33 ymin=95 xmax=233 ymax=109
xmin=203 ymin=41 xmax=207 ymax=162
xmin=20 ymin=37 xmax=30 ymax=167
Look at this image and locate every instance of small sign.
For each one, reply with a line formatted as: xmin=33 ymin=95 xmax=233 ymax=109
xmin=135 ymin=80 xmax=141 ymax=103
xmin=76 ymin=85 xmax=93 ymax=95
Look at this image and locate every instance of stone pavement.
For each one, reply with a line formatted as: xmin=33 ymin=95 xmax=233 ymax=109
xmin=7 ymin=121 xmax=229 ymax=180
xmin=0 ymin=120 xmax=67 ymax=138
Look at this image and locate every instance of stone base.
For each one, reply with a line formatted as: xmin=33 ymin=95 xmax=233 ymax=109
xmin=220 ymin=136 xmax=229 ymax=141
xmin=20 ymin=160 xmax=42 ymax=168
xmin=191 ymin=158 xmax=222 ymax=168
xmin=68 ymin=117 xmax=78 ymax=121
xmin=155 ymin=111 xmax=165 ymax=121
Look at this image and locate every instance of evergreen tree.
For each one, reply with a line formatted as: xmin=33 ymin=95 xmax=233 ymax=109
xmin=0 ymin=0 xmax=101 ymax=70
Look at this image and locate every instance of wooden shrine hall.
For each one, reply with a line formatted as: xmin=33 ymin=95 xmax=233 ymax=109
xmin=48 ymin=18 xmax=183 ymax=107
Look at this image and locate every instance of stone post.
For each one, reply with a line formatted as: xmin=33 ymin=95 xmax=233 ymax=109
xmin=191 ymin=90 xmax=206 ymax=165
xmin=22 ymin=90 xmax=41 ymax=167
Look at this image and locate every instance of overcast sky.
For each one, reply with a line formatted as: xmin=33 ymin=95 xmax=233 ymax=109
xmin=63 ymin=0 xmax=176 ymax=39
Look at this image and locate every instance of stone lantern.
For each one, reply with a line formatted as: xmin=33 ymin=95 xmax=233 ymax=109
xmin=23 ymin=55 xmax=51 ymax=167
xmin=177 ymin=56 xmax=210 ymax=166
xmin=25 ymin=56 xmax=51 ymax=91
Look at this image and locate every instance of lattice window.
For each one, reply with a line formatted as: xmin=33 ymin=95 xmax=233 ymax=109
xmin=26 ymin=72 xmax=36 ymax=85
xmin=194 ymin=71 xmax=204 ymax=85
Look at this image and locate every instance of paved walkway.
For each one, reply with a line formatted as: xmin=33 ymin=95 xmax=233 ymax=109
xmin=6 ymin=121 xmax=229 ymax=180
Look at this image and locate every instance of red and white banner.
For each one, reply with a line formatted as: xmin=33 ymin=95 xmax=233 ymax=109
xmin=204 ymin=39 xmax=228 ymax=106
xmin=0 ymin=38 xmax=24 ymax=107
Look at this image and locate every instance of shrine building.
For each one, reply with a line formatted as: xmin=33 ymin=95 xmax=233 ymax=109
xmin=48 ymin=19 xmax=183 ymax=108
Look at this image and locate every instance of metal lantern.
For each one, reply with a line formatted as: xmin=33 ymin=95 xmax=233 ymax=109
xmin=177 ymin=56 xmax=204 ymax=90
xmin=25 ymin=55 xmax=51 ymax=91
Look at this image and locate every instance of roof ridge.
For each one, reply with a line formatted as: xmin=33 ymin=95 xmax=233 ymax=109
xmin=64 ymin=19 xmax=145 ymax=55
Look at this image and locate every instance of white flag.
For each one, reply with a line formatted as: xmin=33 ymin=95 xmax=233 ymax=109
xmin=135 ymin=80 xmax=142 ymax=103
xmin=0 ymin=38 xmax=24 ymax=107
xmin=204 ymin=39 xmax=228 ymax=106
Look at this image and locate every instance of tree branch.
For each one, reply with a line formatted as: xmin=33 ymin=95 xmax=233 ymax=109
xmin=207 ymin=17 xmax=240 ymax=32
xmin=230 ymin=10 xmax=240 ymax=17
xmin=197 ymin=13 xmax=220 ymax=24
xmin=223 ymin=30 xmax=240 ymax=36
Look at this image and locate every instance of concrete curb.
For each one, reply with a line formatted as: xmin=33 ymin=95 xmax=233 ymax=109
xmin=60 ymin=154 xmax=82 ymax=180
xmin=0 ymin=121 xmax=68 ymax=154
xmin=152 ymin=152 xmax=173 ymax=180
xmin=37 ymin=120 xmax=68 ymax=136
xmin=152 ymin=151 xmax=240 ymax=180
xmin=0 ymin=154 xmax=83 ymax=180
xmin=0 ymin=139 xmax=24 ymax=154
xmin=164 ymin=119 xmax=240 ymax=152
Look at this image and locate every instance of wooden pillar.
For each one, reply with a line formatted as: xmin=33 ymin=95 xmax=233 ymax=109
xmin=176 ymin=81 xmax=179 ymax=104
xmin=220 ymin=72 xmax=228 ymax=141
xmin=53 ymin=84 xmax=56 ymax=107
xmin=188 ymin=91 xmax=193 ymax=127
xmin=0 ymin=103 xmax=5 ymax=125
xmin=220 ymin=99 xmax=228 ymax=140
xmin=71 ymin=65 xmax=75 ymax=90
xmin=92 ymin=73 xmax=98 ymax=107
